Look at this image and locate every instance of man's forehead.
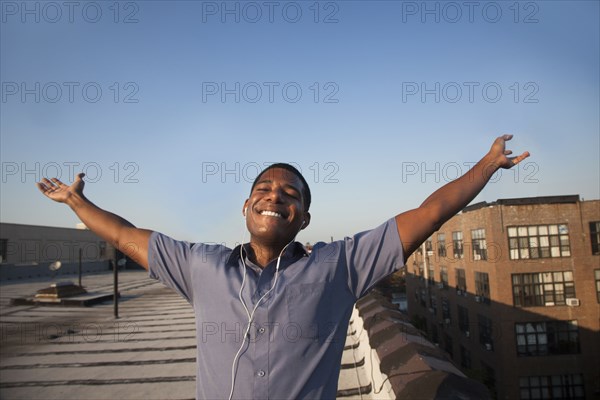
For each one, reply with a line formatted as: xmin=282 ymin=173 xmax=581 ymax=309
xmin=255 ymin=168 xmax=302 ymax=186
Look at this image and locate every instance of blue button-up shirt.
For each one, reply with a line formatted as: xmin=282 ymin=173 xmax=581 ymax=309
xmin=148 ymin=218 xmax=403 ymax=399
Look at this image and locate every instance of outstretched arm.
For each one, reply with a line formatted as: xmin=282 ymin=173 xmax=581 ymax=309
xmin=395 ymin=134 xmax=530 ymax=261
xmin=37 ymin=173 xmax=152 ymax=270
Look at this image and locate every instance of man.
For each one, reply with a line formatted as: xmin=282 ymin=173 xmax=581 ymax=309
xmin=37 ymin=135 xmax=529 ymax=399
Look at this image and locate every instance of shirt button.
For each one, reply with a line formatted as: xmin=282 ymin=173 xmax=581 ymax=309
xmin=258 ymin=327 xmax=266 ymax=334
xmin=257 ymin=370 xmax=266 ymax=377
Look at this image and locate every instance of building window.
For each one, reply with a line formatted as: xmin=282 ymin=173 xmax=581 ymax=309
xmin=437 ymin=233 xmax=446 ymax=258
xmin=441 ymin=297 xmax=451 ymax=322
xmin=419 ymin=288 xmax=427 ymax=307
xmin=512 ymin=271 xmax=576 ymax=307
xmin=0 ymin=239 xmax=7 ymax=263
xmin=474 ymin=271 xmax=490 ymax=304
xmin=515 ymin=321 xmax=580 ymax=356
xmin=428 ymin=264 xmax=435 ymax=284
xmin=458 ymin=305 xmax=470 ymax=335
xmin=519 ymin=374 xmax=585 ymax=400
xmin=439 ymin=266 xmax=448 ymax=288
xmin=429 ymin=293 xmax=437 ymax=315
xmin=417 ymin=262 xmax=424 ymax=278
xmin=460 ymin=345 xmax=471 ymax=369
xmin=481 ymin=361 xmax=497 ymax=399
xmin=508 ymin=224 xmax=571 ymax=260
xmin=452 ymin=231 xmax=464 ymax=259
xmin=456 ymin=268 xmax=467 ymax=293
xmin=444 ymin=333 xmax=453 ymax=358
xmin=595 ymin=270 xmax=600 ymax=303
xmin=430 ymin=323 xmax=439 ymax=345
xmin=471 ymin=228 xmax=487 ymax=261
xmin=425 ymin=237 xmax=433 ymax=256
xmin=591 ymin=221 xmax=600 ymax=255
xmin=478 ymin=314 xmax=493 ymax=350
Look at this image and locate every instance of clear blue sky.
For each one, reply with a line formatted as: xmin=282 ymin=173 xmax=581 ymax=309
xmin=1 ymin=0 xmax=599 ymax=246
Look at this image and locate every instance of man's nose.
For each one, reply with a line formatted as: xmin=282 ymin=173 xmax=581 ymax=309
xmin=265 ymin=187 xmax=284 ymax=202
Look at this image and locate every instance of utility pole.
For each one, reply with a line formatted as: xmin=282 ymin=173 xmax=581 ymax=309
xmin=78 ymin=248 xmax=82 ymax=287
xmin=113 ymin=259 xmax=119 ymax=319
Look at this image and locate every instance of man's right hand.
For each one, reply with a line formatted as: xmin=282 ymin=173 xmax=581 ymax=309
xmin=37 ymin=172 xmax=85 ymax=205
xmin=36 ymin=172 xmax=152 ymax=270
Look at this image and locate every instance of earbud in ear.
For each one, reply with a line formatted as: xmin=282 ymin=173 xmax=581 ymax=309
xmin=244 ymin=207 xmax=248 ymax=217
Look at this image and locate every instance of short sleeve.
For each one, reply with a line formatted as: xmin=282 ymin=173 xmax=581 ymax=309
xmin=148 ymin=231 xmax=195 ymax=303
xmin=344 ymin=218 xmax=405 ymax=299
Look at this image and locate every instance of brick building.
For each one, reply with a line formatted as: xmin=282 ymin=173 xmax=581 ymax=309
xmin=406 ymin=195 xmax=600 ymax=400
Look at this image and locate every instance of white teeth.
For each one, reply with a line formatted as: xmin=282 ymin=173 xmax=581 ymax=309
xmin=261 ymin=210 xmax=282 ymax=218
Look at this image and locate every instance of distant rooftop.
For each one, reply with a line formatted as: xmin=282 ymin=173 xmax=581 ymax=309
xmin=463 ymin=195 xmax=581 ymax=213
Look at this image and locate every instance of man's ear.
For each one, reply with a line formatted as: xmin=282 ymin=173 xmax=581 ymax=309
xmin=301 ymin=212 xmax=311 ymax=229
xmin=243 ymin=199 xmax=249 ymax=217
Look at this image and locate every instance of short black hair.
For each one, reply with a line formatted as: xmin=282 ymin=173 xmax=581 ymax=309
xmin=250 ymin=163 xmax=312 ymax=211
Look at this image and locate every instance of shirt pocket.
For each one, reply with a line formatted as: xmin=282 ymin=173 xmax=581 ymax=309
xmin=285 ymin=282 xmax=335 ymax=342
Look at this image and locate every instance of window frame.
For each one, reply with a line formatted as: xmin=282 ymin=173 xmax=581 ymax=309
xmin=519 ymin=374 xmax=585 ymax=400
xmin=512 ymin=271 xmax=576 ymax=307
xmin=478 ymin=314 xmax=493 ymax=350
xmin=452 ymin=231 xmax=464 ymax=259
xmin=458 ymin=304 xmax=470 ymax=335
xmin=590 ymin=221 xmax=600 ymax=255
xmin=508 ymin=224 xmax=571 ymax=260
xmin=471 ymin=228 xmax=487 ymax=261
xmin=455 ymin=268 xmax=467 ymax=293
xmin=594 ymin=269 xmax=600 ymax=303
xmin=474 ymin=271 xmax=491 ymax=303
xmin=437 ymin=232 xmax=447 ymax=258
xmin=515 ymin=320 xmax=580 ymax=356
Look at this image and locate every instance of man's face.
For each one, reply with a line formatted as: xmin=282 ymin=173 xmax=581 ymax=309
xmin=244 ymin=168 xmax=310 ymax=245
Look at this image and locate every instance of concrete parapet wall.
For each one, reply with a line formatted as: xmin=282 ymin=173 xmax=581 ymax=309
xmin=353 ymin=292 xmax=491 ymax=399
xmin=349 ymin=307 xmax=396 ymax=399
xmin=0 ymin=260 xmax=110 ymax=281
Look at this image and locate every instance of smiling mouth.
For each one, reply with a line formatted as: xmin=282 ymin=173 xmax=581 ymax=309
xmin=260 ymin=210 xmax=285 ymax=218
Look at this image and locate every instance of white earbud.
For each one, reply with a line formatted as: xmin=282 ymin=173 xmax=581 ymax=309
xmin=244 ymin=207 xmax=248 ymax=217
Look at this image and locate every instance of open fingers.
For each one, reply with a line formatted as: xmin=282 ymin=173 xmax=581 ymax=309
xmin=50 ymin=177 xmax=67 ymax=187
xmin=494 ymin=134 xmax=513 ymax=153
xmin=37 ymin=180 xmax=58 ymax=196
xmin=510 ymin=151 xmax=531 ymax=166
xmin=40 ymin=178 xmax=56 ymax=188
xmin=38 ymin=178 xmax=61 ymax=194
xmin=37 ymin=182 xmax=50 ymax=194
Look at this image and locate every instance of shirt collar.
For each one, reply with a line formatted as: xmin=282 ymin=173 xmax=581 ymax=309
xmin=226 ymin=242 xmax=309 ymax=268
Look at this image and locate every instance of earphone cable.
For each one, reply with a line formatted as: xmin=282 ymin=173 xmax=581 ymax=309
xmin=227 ymin=239 xmax=291 ymax=400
